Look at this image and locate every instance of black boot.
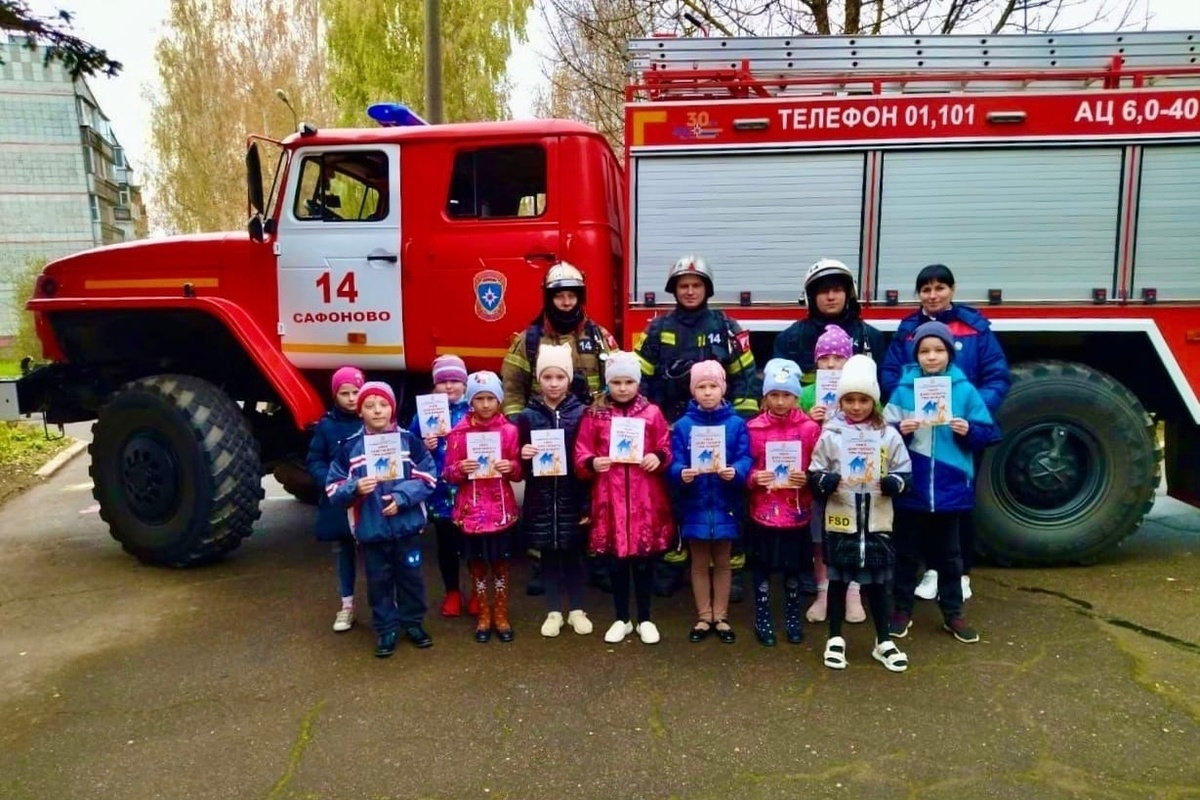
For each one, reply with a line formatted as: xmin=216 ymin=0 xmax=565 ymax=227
xmin=784 ymin=579 xmax=805 ymax=644
xmin=729 ymin=570 xmax=745 ymax=604
xmin=754 ymin=579 xmax=776 ymax=647
xmin=525 ymin=555 xmax=545 ymax=597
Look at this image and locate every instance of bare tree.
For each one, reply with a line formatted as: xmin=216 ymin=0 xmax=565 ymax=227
xmin=538 ymin=0 xmax=1151 ymax=151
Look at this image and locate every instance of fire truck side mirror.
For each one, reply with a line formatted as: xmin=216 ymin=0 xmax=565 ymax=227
xmin=246 ymin=143 xmax=266 ymax=243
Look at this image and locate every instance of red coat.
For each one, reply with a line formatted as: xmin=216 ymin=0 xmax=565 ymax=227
xmin=574 ymin=395 xmax=674 ymax=558
xmin=444 ymin=412 xmax=524 ymax=534
xmin=745 ymin=408 xmax=822 ymax=528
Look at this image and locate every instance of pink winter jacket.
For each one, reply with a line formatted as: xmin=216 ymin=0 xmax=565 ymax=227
xmin=746 ymin=408 xmax=822 ymax=529
xmin=444 ymin=412 xmax=524 ymax=534
xmin=574 ymin=395 xmax=674 ymax=558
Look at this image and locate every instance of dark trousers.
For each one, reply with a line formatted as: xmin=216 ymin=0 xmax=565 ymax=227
xmin=612 ymin=556 xmax=654 ymax=623
xmin=960 ymin=450 xmax=986 ymax=575
xmin=363 ymin=539 xmax=428 ymax=635
xmin=543 ymin=547 xmax=585 ymax=612
xmin=430 ymin=517 xmax=462 ymax=593
xmin=893 ymin=509 xmax=964 ymax=621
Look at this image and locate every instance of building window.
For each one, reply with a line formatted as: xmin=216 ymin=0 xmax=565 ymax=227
xmin=113 ymin=147 xmax=125 ymax=168
xmin=446 ymin=145 xmax=547 ymax=219
xmin=89 ymin=196 xmax=100 ymax=222
xmin=118 ymin=188 xmax=131 ymax=207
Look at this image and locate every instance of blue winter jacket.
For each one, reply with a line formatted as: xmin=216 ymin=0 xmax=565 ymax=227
xmin=884 ymin=363 xmax=1002 ymax=513
xmin=325 ymin=427 xmax=439 ymax=543
xmin=408 ymin=396 xmax=470 ymax=519
xmin=668 ymin=401 xmax=753 ymax=540
xmin=306 ymin=408 xmax=367 ymax=542
xmin=880 ymin=303 xmax=1012 ymax=413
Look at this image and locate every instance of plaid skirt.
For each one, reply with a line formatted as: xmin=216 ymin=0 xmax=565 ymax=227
xmin=825 ymin=531 xmax=894 ymax=586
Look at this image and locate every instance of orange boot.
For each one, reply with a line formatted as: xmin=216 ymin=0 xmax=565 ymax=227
xmin=493 ymin=560 xmax=514 ymax=642
xmin=469 ymin=559 xmax=492 ymax=643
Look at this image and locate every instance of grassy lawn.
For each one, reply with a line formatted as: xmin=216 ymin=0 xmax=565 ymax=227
xmin=0 ymin=421 xmax=75 ymax=506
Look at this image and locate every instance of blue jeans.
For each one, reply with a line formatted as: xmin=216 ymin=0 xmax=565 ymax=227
xmin=333 ymin=539 xmax=357 ymax=599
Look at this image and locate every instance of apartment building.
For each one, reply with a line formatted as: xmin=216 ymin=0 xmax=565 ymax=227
xmin=0 ymin=36 xmax=148 ymax=341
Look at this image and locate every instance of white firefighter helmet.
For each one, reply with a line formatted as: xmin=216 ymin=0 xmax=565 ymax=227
xmin=804 ymin=258 xmax=856 ymax=293
xmin=544 ymin=262 xmax=586 ymax=292
xmin=665 ymin=254 xmax=714 ymax=297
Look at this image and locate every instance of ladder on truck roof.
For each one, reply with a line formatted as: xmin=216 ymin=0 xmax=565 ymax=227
xmin=627 ymin=29 xmax=1200 ymax=99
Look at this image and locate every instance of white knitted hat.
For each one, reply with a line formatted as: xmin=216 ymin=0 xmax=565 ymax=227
xmin=835 ymin=354 xmax=880 ymax=403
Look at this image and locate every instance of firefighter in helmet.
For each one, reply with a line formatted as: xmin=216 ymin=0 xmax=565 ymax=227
xmin=501 ymin=262 xmax=617 ymax=418
xmin=501 ymin=262 xmax=617 ymax=596
xmin=634 ymin=255 xmax=759 ymax=598
xmin=773 ymin=258 xmax=886 ymax=377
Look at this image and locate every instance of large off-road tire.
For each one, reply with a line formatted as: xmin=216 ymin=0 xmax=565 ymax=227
xmin=976 ymin=360 xmax=1161 ymax=566
xmin=89 ymin=374 xmax=264 ymax=566
xmin=272 ymin=456 xmax=320 ymax=506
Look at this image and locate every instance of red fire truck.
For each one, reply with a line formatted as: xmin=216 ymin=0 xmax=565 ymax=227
xmin=2 ymin=30 xmax=1197 ymax=568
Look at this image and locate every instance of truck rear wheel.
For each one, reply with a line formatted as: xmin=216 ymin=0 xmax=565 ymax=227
xmin=89 ymin=375 xmax=264 ymax=566
xmin=976 ymin=360 xmax=1160 ymax=566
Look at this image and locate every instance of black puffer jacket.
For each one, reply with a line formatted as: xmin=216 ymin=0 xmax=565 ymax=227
xmin=515 ymin=394 xmax=589 ymax=551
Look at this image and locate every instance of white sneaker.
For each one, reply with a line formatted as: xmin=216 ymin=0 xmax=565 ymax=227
xmin=541 ymin=611 xmax=564 ymax=637
xmin=567 ymin=609 xmax=593 ymax=635
xmin=604 ymin=620 xmax=634 ymax=643
xmin=962 ymin=575 xmax=973 ymax=601
xmin=915 ymin=570 xmax=939 ymax=600
xmin=636 ymin=621 xmax=661 ymax=644
xmin=332 ymin=606 xmax=354 ymax=632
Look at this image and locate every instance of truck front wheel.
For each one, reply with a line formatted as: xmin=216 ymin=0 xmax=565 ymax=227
xmin=976 ymin=360 xmax=1161 ymax=566
xmin=89 ymin=375 xmax=264 ymax=566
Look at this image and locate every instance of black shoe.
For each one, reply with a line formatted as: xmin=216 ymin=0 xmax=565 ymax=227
xmin=786 ymin=626 xmax=805 ymax=645
xmin=688 ymin=621 xmax=712 ymax=643
xmin=496 ymin=627 xmax=515 ymax=643
xmin=715 ymin=621 xmax=736 ymax=644
xmin=475 ymin=628 xmax=492 ymax=643
xmin=374 ymin=631 xmax=398 ymax=658
xmin=405 ymin=625 xmax=433 ymax=648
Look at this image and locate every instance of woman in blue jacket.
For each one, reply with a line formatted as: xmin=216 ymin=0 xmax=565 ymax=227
xmin=668 ymin=361 xmax=753 ymax=644
xmin=880 ymin=264 xmax=1012 ymax=598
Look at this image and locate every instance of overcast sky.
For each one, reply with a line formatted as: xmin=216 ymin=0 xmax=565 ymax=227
xmin=24 ymin=0 xmax=1200 ymax=204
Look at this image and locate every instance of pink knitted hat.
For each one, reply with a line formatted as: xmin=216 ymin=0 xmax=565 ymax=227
xmin=814 ymin=325 xmax=854 ymax=361
xmin=356 ymin=381 xmax=397 ymax=421
xmin=689 ymin=360 xmax=727 ymax=393
xmin=330 ymin=366 xmax=365 ymax=397
xmin=432 ymin=354 xmax=468 ymax=384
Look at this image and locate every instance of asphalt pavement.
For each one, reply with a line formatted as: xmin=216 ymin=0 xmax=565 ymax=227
xmin=0 ymin=440 xmax=1197 ymax=800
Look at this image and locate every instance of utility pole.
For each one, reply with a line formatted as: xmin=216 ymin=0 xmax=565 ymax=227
xmin=424 ymin=0 xmax=443 ymax=124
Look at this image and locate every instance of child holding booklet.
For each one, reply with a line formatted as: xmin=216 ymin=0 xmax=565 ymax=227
xmin=745 ymin=358 xmax=822 ymax=647
xmin=444 ymin=371 xmax=524 ymax=643
xmin=668 ymin=361 xmax=753 ymax=644
xmin=409 ymin=354 xmax=472 ymax=618
xmin=516 ymin=343 xmax=593 ymax=637
xmin=575 ymin=351 xmax=674 ymax=645
xmin=808 ymin=356 xmax=913 ymax=672
xmin=798 ymin=325 xmax=867 ymax=625
xmin=325 ymin=381 xmax=439 ymax=658
xmin=883 ymin=321 xmax=1000 ymax=644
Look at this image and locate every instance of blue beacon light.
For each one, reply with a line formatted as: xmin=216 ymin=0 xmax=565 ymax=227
xmin=366 ymin=103 xmax=429 ymax=127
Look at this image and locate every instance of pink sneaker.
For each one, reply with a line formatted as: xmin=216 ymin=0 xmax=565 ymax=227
xmin=846 ymin=582 xmax=867 ymax=624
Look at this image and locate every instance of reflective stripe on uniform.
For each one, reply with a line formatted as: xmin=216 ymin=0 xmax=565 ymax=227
xmin=586 ymin=375 xmax=601 ymax=390
xmin=504 ymin=351 xmax=531 ymax=371
xmin=733 ymin=397 xmax=760 ymax=413
xmin=727 ymin=350 xmax=754 ymax=375
xmin=638 ymin=354 xmax=656 ymax=376
xmin=659 ymin=330 xmax=676 ymax=345
xmin=633 ymin=332 xmax=647 ymax=350
xmin=663 ymin=549 xmax=688 ymax=564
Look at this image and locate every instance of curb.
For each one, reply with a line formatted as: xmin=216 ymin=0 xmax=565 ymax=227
xmin=34 ymin=438 xmax=87 ymax=479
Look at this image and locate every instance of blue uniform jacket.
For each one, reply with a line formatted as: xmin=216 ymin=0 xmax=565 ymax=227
xmin=884 ymin=363 xmax=1002 ymax=513
xmin=880 ymin=303 xmax=1012 ymax=413
xmin=408 ymin=396 xmax=470 ymax=519
xmin=668 ymin=400 xmax=753 ymax=540
xmin=325 ymin=427 xmax=439 ymax=543
xmin=306 ymin=408 xmax=367 ymax=542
